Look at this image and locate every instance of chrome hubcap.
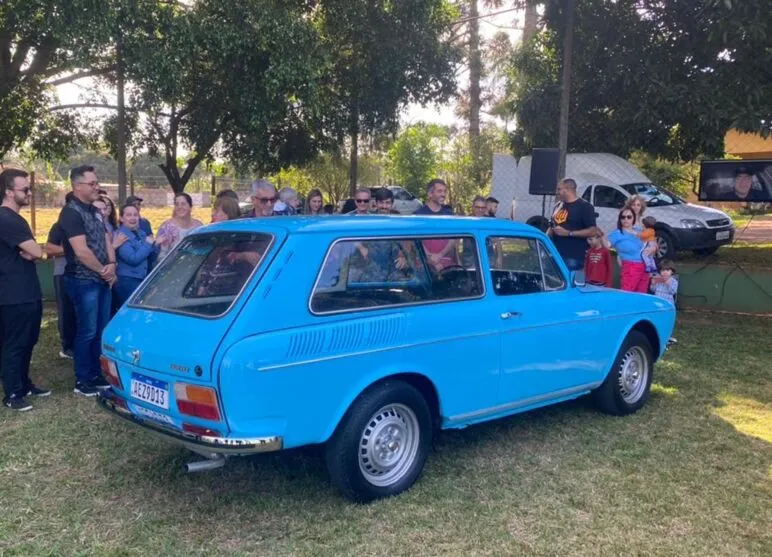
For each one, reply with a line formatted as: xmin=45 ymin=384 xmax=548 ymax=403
xmin=618 ymin=346 xmax=649 ymax=404
xmin=358 ymin=403 xmax=420 ymax=487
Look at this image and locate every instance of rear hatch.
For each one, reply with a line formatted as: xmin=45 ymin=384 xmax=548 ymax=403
xmin=102 ymin=228 xmax=284 ymax=382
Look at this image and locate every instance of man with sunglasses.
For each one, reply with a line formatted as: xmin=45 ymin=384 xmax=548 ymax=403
xmin=0 ymin=168 xmax=49 ymax=411
xmin=548 ymin=178 xmax=597 ymax=270
xmin=248 ymin=179 xmax=278 ymax=217
xmin=57 ymin=165 xmax=116 ymax=397
xmin=348 ymin=188 xmax=374 ymax=215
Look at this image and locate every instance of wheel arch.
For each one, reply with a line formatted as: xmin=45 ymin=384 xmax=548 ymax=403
xmin=628 ymin=319 xmax=661 ymax=363
xmin=322 ymin=371 xmax=441 ymax=444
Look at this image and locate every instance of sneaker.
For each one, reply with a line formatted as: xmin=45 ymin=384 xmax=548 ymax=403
xmin=27 ymin=384 xmax=52 ymax=397
xmin=59 ymin=349 xmax=74 ymax=359
xmin=4 ymin=395 xmax=33 ymax=412
xmin=90 ymin=376 xmax=112 ymax=390
xmin=668 ymin=337 xmax=678 ymax=345
xmin=74 ymin=382 xmax=100 ymax=397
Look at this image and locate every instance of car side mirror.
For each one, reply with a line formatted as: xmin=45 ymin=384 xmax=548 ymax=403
xmin=570 ymin=270 xmax=586 ymax=287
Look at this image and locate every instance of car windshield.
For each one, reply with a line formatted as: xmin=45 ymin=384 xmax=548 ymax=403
xmin=620 ymin=182 xmax=683 ymax=206
xmin=131 ymin=232 xmax=273 ymax=317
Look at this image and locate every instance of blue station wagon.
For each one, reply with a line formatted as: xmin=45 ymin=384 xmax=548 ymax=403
xmin=98 ymin=216 xmax=676 ymax=502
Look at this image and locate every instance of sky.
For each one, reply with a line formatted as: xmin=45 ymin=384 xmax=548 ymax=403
xmin=56 ymin=7 xmax=523 ymax=136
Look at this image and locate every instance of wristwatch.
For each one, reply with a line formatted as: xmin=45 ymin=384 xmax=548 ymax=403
xmin=569 ymin=231 xmax=574 ymax=237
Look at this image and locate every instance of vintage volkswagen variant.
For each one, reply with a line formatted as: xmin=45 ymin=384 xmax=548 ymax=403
xmin=98 ymin=216 xmax=675 ymax=502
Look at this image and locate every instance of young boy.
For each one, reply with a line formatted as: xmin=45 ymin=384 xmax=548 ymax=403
xmin=584 ymin=230 xmax=613 ymax=287
xmin=650 ymin=260 xmax=679 ymax=343
xmin=640 ymin=216 xmax=658 ymax=273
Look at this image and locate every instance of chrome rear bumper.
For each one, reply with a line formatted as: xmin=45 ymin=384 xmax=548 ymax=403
xmin=97 ymin=390 xmax=282 ymax=456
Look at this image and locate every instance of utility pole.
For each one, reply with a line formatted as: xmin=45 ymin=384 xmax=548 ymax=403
xmin=557 ymin=0 xmax=575 ymax=180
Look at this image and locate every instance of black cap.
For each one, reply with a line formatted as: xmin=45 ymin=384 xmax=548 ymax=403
xmin=126 ymin=195 xmax=143 ymax=205
xmin=735 ymin=166 xmax=752 ymax=176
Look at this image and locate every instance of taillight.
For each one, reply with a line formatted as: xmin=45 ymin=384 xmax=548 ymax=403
xmin=174 ymin=383 xmax=221 ymax=421
xmin=100 ymin=356 xmax=123 ymax=389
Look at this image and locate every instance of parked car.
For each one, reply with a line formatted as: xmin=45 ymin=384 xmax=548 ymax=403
xmin=491 ymin=153 xmax=735 ymax=259
xmin=98 ymin=216 xmax=675 ymax=502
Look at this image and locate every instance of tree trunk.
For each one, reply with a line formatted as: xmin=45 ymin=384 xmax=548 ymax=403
xmin=116 ymin=27 xmax=128 ymax=206
xmin=348 ymin=110 xmax=359 ymax=197
xmin=468 ymin=0 xmax=482 ymax=188
xmin=523 ymin=1 xmax=538 ymax=43
xmin=557 ymin=0 xmax=574 ymax=180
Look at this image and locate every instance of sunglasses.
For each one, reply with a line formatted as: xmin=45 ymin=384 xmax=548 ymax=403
xmin=77 ymin=181 xmax=100 ymax=188
xmin=256 ymin=196 xmax=276 ymax=204
xmin=14 ymin=187 xmax=31 ymax=194
xmin=620 ymin=214 xmax=634 ymax=220
xmin=355 ymin=198 xmax=371 ymax=204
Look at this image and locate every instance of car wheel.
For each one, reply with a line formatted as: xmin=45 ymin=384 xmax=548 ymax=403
xmin=594 ymin=330 xmax=654 ymax=416
xmin=655 ymin=229 xmax=676 ymax=259
xmin=325 ymin=381 xmax=432 ymax=503
xmin=693 ymin=246 xmax=719 ymax=256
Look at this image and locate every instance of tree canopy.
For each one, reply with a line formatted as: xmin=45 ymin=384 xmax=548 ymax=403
xmin=504 ymin=0 xmax=772 ymax=160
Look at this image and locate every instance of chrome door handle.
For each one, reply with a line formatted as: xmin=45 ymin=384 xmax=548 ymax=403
xmin=500 ymin=311 xmax=521 ymax=320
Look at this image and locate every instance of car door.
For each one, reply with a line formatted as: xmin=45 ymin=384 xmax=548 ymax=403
xmin=484 ymin=235 xmax=608 ymax=406
xmin=592 ymin=184 xmax=628 ymax=231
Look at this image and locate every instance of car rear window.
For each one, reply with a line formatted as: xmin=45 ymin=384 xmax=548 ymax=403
xmin=131 ymin=232 xmax=272 ymax=317
xmin=310 ymin=236 xmax=483 ymax=314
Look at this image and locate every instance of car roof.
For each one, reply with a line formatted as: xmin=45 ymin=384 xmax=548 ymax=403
xmin=202 ymin=215 xmax=543 ymax=236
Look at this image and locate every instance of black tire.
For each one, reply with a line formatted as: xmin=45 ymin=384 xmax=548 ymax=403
xmin=693 ymin=246 xmax=719 ymax=256
xmin=655 ymin=229 xmax=676 ymax=259
xmin=325 ymin=381 xmax=432 ymax=503
xmin=594 ymin=330 xmax=654 ymax=416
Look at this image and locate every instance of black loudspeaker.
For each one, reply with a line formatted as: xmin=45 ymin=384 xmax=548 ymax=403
xmin=529 ymin=148 xmax=560 ymax=196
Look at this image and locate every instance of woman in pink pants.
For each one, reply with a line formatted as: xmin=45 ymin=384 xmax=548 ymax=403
xmin=607 ymin=208 xmax=649 ymax=293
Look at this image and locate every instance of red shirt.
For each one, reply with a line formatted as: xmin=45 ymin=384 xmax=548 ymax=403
xmin=584 ymin=246 xmax=613 ymax=287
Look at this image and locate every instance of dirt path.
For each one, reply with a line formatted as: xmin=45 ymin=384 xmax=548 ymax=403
xmin=735 ymin=215 xmax=772 ymax=243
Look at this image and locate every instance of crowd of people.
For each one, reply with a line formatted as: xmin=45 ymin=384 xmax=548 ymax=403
xmin=0 ymin=166 xmax=677 ymax=412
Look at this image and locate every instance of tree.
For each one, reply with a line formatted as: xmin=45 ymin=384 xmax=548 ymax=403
xmin=315 ymin=0 xmax=459 ymax=196
xmin=122 ymin=0 xmax=327 ymax=193
xmin=0 ymin=0 xmax=114 ymax=158
xmin=504 ymin=0 xmax=772 ymax=161
xmin=387 ymin=123 xmax=449 ymax=196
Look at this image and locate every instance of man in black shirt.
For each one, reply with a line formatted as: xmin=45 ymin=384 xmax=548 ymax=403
xmin=413 ymin=178 xmax=454 ymax=216
xmin=547 ymin=178 xmax=597 ymax=271
xmin=0 ymin=168 xmax=49 ymax=411
xmin=58 ymin=166 xmax=116 ymax=397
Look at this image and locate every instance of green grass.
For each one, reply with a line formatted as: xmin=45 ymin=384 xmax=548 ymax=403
xmin=679 ymin=242 xmax=772 ymax=269
xmin=1 ymin=310 xmax=770 ymax=556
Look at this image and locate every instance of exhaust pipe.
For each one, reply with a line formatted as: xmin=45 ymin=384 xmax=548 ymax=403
xmin=184 ymin=457 xmax=226 ymax=473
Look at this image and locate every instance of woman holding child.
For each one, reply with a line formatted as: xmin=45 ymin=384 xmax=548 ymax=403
xmin=607 ymin=208 xmax=649 ymax=292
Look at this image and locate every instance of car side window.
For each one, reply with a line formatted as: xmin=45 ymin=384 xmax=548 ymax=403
xmin=393 ymin=189 xmax=410 ymax=201
xmin=593 ymin=185 xmax=627 ymax=209
xmin=537 ymin=242 xmax=567 ymax=290
xmin=311 ymin=236 xmax=483 ymax=314
xmin=582 ymin=187 xmax=592 ymax=203
xmin=486 ymin=237 xmax=565 ymax=295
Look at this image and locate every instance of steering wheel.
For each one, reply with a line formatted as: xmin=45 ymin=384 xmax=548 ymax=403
xmin=436 ymin=264 xmax=466 ymax=279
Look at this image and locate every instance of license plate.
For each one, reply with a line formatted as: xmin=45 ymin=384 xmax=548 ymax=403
xmin=130 ymin=373 xmax=169 ymax=410
xmin=716 ymin=230 xmax=731 ymax=240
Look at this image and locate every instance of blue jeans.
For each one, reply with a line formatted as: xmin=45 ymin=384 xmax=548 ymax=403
xmin=563 ymin=257 xmax=584 ymax=271
xmin=113 ymin=276 xmax=142 ymax=309
xmin=64 ymin=277 xmax=112 ymax=384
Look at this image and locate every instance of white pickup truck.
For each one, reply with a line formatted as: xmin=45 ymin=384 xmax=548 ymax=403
xmin=490 ymin=152 xmax=735 ymax=259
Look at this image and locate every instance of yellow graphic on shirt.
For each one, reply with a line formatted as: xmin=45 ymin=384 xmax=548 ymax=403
xmin=553 ymin=208 xmax=568 ymax=225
